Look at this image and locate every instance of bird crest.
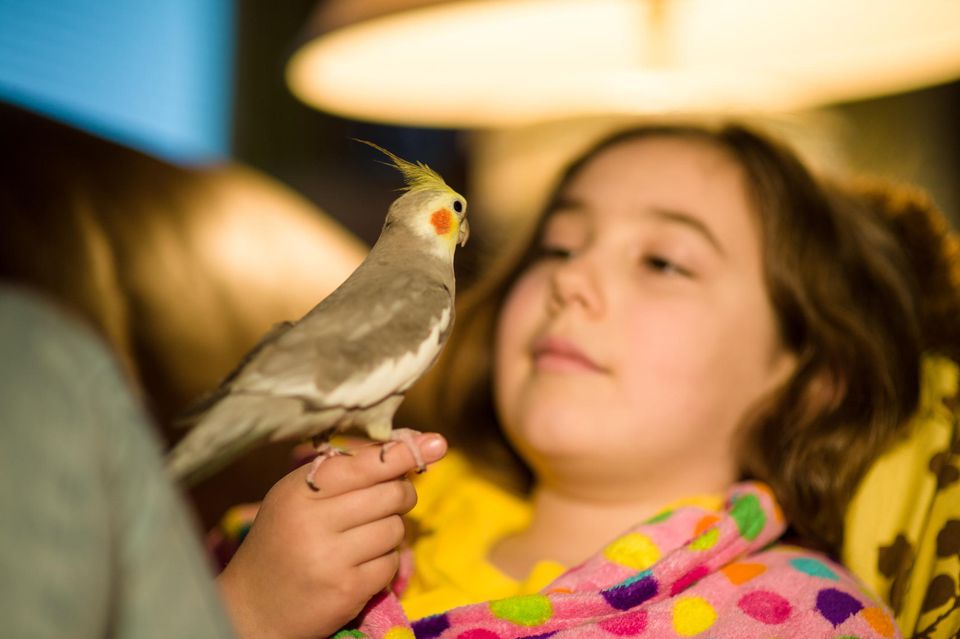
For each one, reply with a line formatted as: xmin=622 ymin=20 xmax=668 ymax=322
xmin=355 ymin=139 xmax=451 ymax=194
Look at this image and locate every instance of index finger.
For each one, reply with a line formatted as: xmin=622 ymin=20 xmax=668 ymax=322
xmin=297 ymin=432 xmax=447 ymax=498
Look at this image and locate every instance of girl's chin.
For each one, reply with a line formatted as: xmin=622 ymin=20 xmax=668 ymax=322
xmin=507 ymin=415 xmax=604 ymax=458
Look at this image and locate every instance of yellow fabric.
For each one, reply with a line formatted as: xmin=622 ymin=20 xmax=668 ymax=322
xmin=401 ymin=451 xmax=724 ymax=621
xmin=400 ymin=453 xmax=566 ymax=620
xmin=844 ymin=354 xmax=960 ymax=639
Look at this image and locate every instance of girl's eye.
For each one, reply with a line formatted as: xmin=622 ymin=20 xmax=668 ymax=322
xmin=535 ymin=245 xmax=574 ymax=261
xmin=643 ymin=255 xmax=690 ymax=277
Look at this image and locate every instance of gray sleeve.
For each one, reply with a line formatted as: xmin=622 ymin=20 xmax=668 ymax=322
xmin=0 ymin=288 xmax=235 ymax=638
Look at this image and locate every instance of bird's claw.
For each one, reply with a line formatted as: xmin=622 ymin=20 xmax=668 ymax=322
xmin=379 ymin=428 xmax=426 ymax=472
xmin=304 ymin=443 xmax=349 ymax=491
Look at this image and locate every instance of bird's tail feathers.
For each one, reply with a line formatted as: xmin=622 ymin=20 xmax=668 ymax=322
xmin=166 ymin=394 xmax=300 ymax=486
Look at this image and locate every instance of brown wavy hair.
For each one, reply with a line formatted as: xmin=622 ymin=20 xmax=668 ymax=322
xmin=403 ymin=123 xmax=960 ymax=556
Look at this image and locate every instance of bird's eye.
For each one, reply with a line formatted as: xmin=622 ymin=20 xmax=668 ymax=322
xmin=453 ymin=200 xmax=463 ymax=213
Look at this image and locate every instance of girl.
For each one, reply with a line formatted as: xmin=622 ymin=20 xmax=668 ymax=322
xmin=217 ymin=123 xmax=960 ymax=638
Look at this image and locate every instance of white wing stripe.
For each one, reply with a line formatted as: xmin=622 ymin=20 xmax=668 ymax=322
xmin=284 ymin=306 xmax=451 ymax=407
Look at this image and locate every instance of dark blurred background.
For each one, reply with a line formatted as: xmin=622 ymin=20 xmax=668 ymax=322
xmin=231 ymin=1 xmax=467 ymax=248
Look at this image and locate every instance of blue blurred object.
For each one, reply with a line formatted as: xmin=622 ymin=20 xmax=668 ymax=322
xmin=0 ymin=0 xmax=233 ymax=164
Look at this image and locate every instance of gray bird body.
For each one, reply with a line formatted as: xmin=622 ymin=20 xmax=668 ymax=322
xmin=168 ymin=181 xmax=466 ymax=485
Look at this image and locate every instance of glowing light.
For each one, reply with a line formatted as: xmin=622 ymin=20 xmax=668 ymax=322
xmin=287 ymin=0 xmax=960 ymax=127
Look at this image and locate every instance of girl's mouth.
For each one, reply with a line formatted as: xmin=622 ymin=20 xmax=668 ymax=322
xmin=531 ymin=335 xmax=607 ymax=373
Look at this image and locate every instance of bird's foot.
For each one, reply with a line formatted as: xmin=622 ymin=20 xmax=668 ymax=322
xmin=378 ymin=428 xmax=426 ymax=473
xmin=304 ymin=443 xmax=350 ymax=491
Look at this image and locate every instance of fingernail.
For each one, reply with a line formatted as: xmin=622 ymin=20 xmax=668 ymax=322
xmin=419 ymin=434 xmax=447 ymax=458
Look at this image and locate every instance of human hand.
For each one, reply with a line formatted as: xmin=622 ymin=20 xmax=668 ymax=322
xmin=217 ymin=433 xmax=447 ymax=639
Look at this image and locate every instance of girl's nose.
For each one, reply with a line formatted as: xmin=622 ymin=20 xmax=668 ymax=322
xmin=547 ymin=255 xmax=604 ymax=317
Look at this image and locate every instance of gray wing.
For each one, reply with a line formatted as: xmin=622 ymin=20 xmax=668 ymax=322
xmin=235 ymin=265 xmax=454 ymax=407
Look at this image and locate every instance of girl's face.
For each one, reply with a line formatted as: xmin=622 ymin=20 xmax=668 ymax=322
xmin=493 ymin=136 xmax=796 ymax=495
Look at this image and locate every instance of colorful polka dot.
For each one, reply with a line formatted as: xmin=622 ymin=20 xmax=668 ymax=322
xmin=862 ymin=607 xmax=896 ymax=638
xmin=737 ymin=590 xmax=792 ymax=624
xmin=598 ymin=609 xmax=648 ymax=636
xmin=789 ymin=557 xmax=839 ymax=581
xmin=490 ymin=595 xmax=553 ymax=627
xmin=690 ymin=528 xmax=720 ymax=550
xmin=602 ymin=571 xmax=659 ymax=610
xmin=412 ymin=614 xmax=450 ymax=639
xmin=730 ymin=493 xmax=766 ymax=541
xmin=645 ymin=508 xmax=674 ymax=524
xmin=384 ymin=628 xmax=415 ymax=639
xmin=222 ymin=505 xmax=257 ymax=541
xmin=604 ymin=533 xmax=661 ymax=570
xmin=721 ymin=562 xmax=767 ymax=585
xmin=816 ymin=588 xmax=864 ymax=627
xmin=754 ymin=483 xmax=784 ymax=522
xmin=671 ymin=565 xmax=710 ymax=595
xmin=672 ymin=596 xmax=718 ymax=636
xmin=457 ymin=630 xmax=500 ymax=639
xmin=694 ymin=514 xmax=721 ymax=535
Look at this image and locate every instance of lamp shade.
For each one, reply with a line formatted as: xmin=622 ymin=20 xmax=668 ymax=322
xmin=287 ymin=0 xmax=960 ymax=128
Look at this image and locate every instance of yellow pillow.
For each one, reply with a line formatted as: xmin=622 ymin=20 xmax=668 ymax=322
xmin=844 ymin=354 xmax=960 ymax=638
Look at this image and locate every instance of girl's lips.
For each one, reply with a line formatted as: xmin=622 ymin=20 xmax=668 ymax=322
xmin=531 ymin=336 xmax=607 ymax=373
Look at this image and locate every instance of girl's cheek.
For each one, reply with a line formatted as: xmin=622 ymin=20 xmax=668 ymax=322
xmin=510 ymin=269 xmax=552 ymax=321
xmin=496 ymin=273 xmax=545 ymax=356
xmin=497 ymin=292 xmax=528 ymax=349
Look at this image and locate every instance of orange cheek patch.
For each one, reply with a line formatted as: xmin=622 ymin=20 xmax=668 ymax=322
xmin=431 ymin=209 xmax=452 ymax=235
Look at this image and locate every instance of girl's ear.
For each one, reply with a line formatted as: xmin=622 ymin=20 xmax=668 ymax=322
xmin=802 ymin=363 xmax=847 ymax=417
xmin=764 ymin=348 xmax=799 ymax=398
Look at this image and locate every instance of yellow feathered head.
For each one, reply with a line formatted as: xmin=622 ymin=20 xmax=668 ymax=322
xmin=354 ymin=139 xmax=451 ymax=194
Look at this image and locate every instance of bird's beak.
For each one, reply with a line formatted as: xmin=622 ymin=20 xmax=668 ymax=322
xmin=458 ymin=216 xmax=470 ymax=247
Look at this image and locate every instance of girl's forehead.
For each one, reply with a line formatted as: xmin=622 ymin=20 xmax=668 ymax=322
xmin=565 ymin=136 xmax=739 ymax=193
xmin=547 ymin=135 xmax=760 ymax=255
xmin=559 ymin=136 xmax=747 ymax=211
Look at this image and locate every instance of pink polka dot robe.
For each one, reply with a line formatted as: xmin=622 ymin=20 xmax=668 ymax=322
xmin=335 ymin=482 xmax=901 ymax=639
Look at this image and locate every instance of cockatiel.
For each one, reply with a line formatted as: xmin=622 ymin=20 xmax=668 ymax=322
xmin=167 ymin=141 xmax=468 ymax=489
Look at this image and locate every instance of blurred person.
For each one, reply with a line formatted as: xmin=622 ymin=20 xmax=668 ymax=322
xmin=0 ymin=285 xmax=236 ymax=637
